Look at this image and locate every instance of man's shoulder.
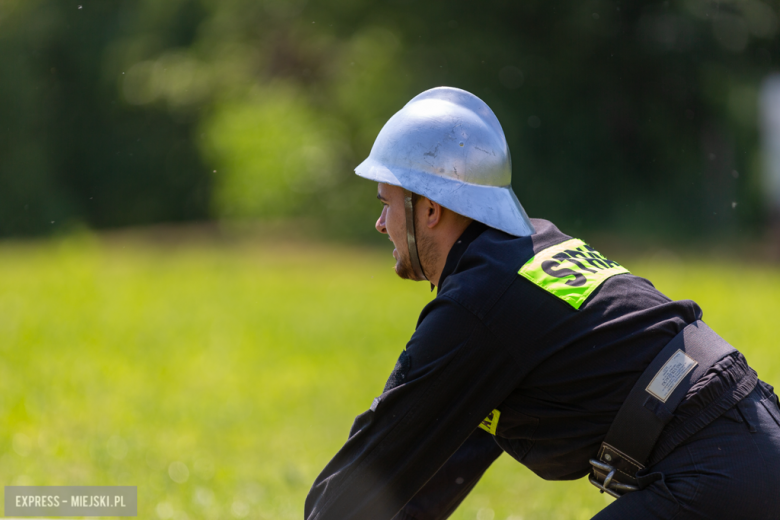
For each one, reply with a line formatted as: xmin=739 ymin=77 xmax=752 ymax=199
xmin=436 ymin=218 xmax=570 ymax=317
xmin=527 ymin=218 xmax=573 ymax=253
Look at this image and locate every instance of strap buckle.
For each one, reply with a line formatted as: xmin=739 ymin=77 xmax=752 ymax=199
xmin=588 ymin=459 xmax=639 ymax=498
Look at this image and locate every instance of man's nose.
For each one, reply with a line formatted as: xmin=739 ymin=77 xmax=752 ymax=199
xmin=375 ymin=208 xmax=387 ymax=234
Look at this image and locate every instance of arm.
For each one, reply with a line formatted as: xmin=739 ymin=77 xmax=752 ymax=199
xmin=393 ymin=428 xmax=503 ymax=520
xmin=304 ymin=297 xmax=520 ymax=520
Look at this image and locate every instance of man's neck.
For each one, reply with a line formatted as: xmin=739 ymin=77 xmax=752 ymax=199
xmin=425 ymin=218 xmax=475 ymax=287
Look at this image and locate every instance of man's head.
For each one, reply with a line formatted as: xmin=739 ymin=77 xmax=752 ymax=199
xmin=355 ymin=86 xmax=536 ymax=285
xmin=375 ymin=182 xmax=471 ymax=286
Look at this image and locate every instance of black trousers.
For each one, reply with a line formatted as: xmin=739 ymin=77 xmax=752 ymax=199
xmin=594 ymin=382 xmax=780 ymax=520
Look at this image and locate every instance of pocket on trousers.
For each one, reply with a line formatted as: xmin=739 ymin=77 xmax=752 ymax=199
xmin=760 ymin=396 xmax=780 ymax=429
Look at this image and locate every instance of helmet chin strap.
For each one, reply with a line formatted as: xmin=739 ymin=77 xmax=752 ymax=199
xmin=402 ymin=189 xmax=428 ymax=282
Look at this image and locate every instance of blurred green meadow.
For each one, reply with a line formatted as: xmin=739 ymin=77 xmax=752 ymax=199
xmin=0 ymin=232 xmax=778 ymax=520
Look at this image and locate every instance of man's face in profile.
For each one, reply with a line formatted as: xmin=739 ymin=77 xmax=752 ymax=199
xmin=375 ymin=183 xmax=419 ymax=281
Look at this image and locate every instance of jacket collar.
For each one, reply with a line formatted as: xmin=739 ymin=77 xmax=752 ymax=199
xmin=437 ymin=220 xmax=488 ymax=291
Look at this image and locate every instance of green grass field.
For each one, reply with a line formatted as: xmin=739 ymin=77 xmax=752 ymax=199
xmin=0 ymin=233 xmax=778 ymax=520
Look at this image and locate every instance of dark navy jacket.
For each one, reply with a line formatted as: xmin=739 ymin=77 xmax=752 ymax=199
xmin=304 ymin=219 xmax=755 ymax=520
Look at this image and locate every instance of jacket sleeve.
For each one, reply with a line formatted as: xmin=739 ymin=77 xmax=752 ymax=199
xmin=392 ymin=428 xmax=503 ymax=520
xmin=304 ymin=297 xmax=520 ymax=520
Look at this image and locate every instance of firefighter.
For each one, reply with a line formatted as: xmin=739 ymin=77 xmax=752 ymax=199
xmin=304 ymin=87 xmax=780 ymax=520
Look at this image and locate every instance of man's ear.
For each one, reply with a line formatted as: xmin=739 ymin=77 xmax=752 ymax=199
xmin=421 ymin=197 xmax=442 ymax=229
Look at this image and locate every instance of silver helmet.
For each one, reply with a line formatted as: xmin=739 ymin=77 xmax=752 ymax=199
xmin=355 ymin=86 xmax=535 ymax=280
xmin=355 ymin=86 xmax=535 ymax=237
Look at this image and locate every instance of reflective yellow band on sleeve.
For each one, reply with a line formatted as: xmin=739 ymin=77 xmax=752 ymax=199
xmin=518 ymin=238 xmax=630 ymax=310
xmin=478 ymin=409 xmax=501 ymax=435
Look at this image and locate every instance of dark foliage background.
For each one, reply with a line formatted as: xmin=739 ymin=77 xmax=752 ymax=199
xmin=0 ymin=0 xmax=776 ymax=241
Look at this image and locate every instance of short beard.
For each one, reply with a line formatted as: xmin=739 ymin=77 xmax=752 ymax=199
xmin=394 ymin=251 xmax=418 ymax=281
xmin=394 ymin=226 xmax=434 ymax=282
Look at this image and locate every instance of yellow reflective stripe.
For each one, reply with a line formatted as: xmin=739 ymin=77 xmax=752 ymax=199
xmin=518 ymin=238 xmax=629 ymax=310
xmin=478 ymin=409 xmax=501 ymax=435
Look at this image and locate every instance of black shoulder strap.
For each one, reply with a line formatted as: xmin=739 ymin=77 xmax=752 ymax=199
xmin=591 ymin=321 xmax=738 ymax=493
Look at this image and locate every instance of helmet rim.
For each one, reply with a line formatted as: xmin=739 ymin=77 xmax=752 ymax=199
xmin=355 ymin=156 xmax=534 ymax=237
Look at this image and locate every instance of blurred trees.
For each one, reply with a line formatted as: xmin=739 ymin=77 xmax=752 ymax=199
xmin=0 ymin=0 xmax=212 ymax=236
xmin=0 ymin=0 xmax=777 ymax=240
